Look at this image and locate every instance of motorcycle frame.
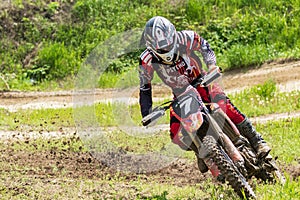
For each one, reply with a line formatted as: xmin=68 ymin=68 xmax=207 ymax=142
xmin=170 ymin=86 xmax=245 ymax=165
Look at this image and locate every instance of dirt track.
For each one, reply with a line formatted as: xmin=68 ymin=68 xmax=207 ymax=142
xmin=1 ymin=135 xmax=299 ymax=195
xmin=223 ymin=59 xmax=300 ymax=93
xmin=0 ymin=60 xmax=299 ymax=111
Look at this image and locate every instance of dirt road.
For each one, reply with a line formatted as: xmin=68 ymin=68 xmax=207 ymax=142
xmin=1 ymin=60 xmax=299 ymax=144
xmin=0 ymin=60 xmax=299 ymax=111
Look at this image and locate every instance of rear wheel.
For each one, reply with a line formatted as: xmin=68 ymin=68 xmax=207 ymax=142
xmin=255 ymin=156 xmax=286 ymax=185
xmin=203 ymin=135 xmax=256 ymax=199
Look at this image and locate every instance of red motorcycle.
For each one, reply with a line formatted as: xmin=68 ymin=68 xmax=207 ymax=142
xmin=142 ymin=69 xmax=285 ymax=199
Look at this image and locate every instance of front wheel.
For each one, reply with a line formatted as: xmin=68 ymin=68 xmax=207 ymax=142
xmin=203 ymin=135 xmax=256 ymax=199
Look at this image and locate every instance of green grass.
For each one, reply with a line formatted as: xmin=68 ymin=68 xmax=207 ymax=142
xmin=0 ymin=117 xmax=299 ymax=199
xmin=256 ymin=176 xmax=300 ymax=200
xmin=0 ymin=167 xmax=231 ymax=199
xmin=81 ymin=114 xmax=300 ymax=165
xmin=98 ymin=68 xmax=163 ymax=89
xmin=2 ymin=86 xmax=299 ymax=165
xmin=0 ymin=87 xmax=299 ymax=199
xmin=1 ymin=81 xmax=299 ymax=131
xmin=0 ymin=89 xmax=299 ymax=199
xmin=1 ymin=135 xmax=85 ymax=153
xmin=0 ymin=107 xmax=74 ymax=131
xmin=1 ymin=0 xmax=300 ymax=91
xmin=257 ymin=117 xmax=300 ymax=165
xmin=228 ymin=80 xmax=300 ymax=117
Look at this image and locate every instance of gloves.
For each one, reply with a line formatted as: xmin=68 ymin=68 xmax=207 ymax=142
xmin=208 ymin=65 xmax=222 ymax=73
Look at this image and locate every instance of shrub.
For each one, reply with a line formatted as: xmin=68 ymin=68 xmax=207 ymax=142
xmin=1 ymin=0 xmax=300 ymax=90
xmin=29 ymin=42 xmax=80 ymax=81
xmin=250 ymin=80 xmax=277 ymax=99
xmin=224 ymin=44 xmax=276 ymax=69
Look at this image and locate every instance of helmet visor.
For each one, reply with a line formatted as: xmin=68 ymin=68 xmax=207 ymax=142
xmin=156 ymin=45 xmax=174 ymax=54
xmin=151 ymin=42 xmax=176 ymax=63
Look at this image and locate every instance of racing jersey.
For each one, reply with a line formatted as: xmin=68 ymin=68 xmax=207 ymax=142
xmin=139 ymin=30 xmax=217 ymax=117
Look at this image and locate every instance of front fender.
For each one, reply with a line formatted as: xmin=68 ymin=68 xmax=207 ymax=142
xmin=181 ymin=112 xmax=203 ymax=133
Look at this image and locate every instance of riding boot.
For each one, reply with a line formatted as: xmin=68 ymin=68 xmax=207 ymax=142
xmin=236 ymin=118 xmax=271 ymax=158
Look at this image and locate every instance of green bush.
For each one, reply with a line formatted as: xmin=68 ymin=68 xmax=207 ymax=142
xmin=185 ymin=0 xmax=300 ymax=69
xmin=1 ymin=0 xmax=300 ymax=90
xmin=30 ymin=42 xmax=79 ymax=81
xmin=249 ymin=79 xmax=277 ymax=99
xmin=224 ymin=44 xmax=276 ymax=68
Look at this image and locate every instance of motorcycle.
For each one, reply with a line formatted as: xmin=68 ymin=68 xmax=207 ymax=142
xmin=141 ymin=68 xmax=285 ymax=199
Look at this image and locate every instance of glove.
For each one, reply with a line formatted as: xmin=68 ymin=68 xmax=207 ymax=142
xmin=208 ymin=65 xmax=222 ymax=73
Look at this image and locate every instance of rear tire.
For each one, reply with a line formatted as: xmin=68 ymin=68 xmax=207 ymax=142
xmin=255 ymin=157 xmax=286 ymax=185
xmin=203 ymin=135 xmax=256 ymax=199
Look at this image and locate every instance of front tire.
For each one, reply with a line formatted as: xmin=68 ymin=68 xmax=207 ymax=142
xmin=203 ymin=135 xmax=256 ymax=199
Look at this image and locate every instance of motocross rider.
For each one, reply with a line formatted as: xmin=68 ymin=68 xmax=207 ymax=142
xmin=138 ymin=16 xmax=271 ymax=174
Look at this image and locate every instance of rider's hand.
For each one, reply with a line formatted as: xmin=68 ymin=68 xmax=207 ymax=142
xmin=208 ymin=65 xmax=222 ymax=73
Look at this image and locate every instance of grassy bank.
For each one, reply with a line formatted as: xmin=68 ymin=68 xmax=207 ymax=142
xmin=0 ymin=0 xmax=300 ymax=91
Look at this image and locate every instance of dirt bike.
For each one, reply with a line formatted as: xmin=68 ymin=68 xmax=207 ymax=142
xmin=141 ymin=68 xmax=285 ymax=199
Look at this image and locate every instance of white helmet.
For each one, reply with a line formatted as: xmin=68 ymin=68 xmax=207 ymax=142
xmin=143 ymin=16 xmax=177 ymax=63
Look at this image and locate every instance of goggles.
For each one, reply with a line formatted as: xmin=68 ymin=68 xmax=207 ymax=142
xmin=149 ymin=38 xmax=177 ymax=63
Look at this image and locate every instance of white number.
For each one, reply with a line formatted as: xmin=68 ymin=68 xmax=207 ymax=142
xmin=179 ymin=96 xmax=192 ymax=116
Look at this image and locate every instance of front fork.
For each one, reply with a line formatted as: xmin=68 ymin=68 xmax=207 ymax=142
xmin=180 ymin=113 xmax=246 ymax=178
xmin=180 ymin=128 xmax=223 ymax=177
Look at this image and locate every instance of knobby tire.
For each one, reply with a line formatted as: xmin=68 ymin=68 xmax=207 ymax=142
xmin=203 ymin=135 xmax=256 ymax=199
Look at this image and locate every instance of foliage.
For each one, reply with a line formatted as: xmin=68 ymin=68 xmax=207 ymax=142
xmin=248 ymin=79 xmax=277 ymax=99
xmin=32 ymin=42 xmax=79 ymax=81
xmin=228 ymin=80 xmax=300 ymax=117
xmin=185 ymin=0 xmax=300 ymax=68
xmin=0 ymin=0 xmax=300 ymax=91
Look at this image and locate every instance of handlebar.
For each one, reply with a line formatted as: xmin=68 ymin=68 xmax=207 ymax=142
xmin=141 ymin=100 xmax=173 ymax=126
xmin=192 ymin=67 xmax=222 ymax=88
